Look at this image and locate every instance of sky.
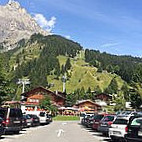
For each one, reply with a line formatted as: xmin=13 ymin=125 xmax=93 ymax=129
xmin=1 ymin=0 xmax=142 ymax=57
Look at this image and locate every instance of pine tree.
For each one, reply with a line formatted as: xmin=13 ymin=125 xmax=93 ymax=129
xmin=65 ymin=58 xmax=71 ymax=71
xmin=105 ymin=78 xmax=118 ymax=94
xmin=94 ymin=85 xmax=102 ymax=94
xmin=61 ymin=65 xmax=66 ymax=75
xmin=121 ymin=82 xmax=129 ymax=101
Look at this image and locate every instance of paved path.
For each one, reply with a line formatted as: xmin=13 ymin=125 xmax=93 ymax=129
xmin=0 ymin=121 xmax=110 ymax=142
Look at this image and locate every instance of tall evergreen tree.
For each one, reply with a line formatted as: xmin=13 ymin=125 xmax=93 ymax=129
xmin=65 ymin=58 xmax=72 ymax=71
xmin=105 ymin=78 xmax=118 ymax=94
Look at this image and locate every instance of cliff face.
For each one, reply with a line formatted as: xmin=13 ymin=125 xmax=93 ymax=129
xmin=0 ymin=0 xmax=49 ymax=51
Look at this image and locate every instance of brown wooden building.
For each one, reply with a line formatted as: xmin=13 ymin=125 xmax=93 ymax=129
xmin=21 ymin=87 xmax=66 ymax=107
xmin=75 ymin=100 xmax=102 ymax=113
xmin=94 ymin=93 xmax=112 ymax=102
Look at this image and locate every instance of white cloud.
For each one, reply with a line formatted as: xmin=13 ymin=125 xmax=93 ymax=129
xmin=100 ymin=42 xmax=119 ymax=48
xmin=64 ymin=35 xmax=71 ymax=39
xmin=33 ymin=13 xmax=56 ymax=32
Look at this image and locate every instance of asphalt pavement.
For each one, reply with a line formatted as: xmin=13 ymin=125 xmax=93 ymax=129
xmin=0 ymin=121 xmax=110 ymax=142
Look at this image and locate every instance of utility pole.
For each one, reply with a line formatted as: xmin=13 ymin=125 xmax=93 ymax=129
xmin=17 ymin=79 xmax=30 ymax=99
xmin=62 ymin=75 xmax=66 ymax=93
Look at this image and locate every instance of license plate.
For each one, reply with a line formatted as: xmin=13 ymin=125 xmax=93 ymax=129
xmin=35 ymin=119 xmax=38 ymax=121
xmin=138 ymin=131 xmax=142 ymax=136
xmin=101 ymin=124 xmax=107 ymax=126
xmin=14 ymin=121 xmax=20 ymax=123
xmin=113 ymin=131 xmax=121 ymax=135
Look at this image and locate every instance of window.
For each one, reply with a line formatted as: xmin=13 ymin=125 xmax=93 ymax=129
xmin=131 ymin=118 xmax=142 ymax=126
xmin=10 ymin=109 xmax=23 ymax=117
xmin=103 ymin=116 xmax=115 ymax=122
xmin=94 ymin=115 xmax=104 ymax=120
xmin=39 ymin=112 xmax=45 ymax=117
xmin=113 ymin=118 xmax=128 ymax=125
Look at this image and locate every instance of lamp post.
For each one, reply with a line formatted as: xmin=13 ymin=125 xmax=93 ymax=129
xmin=62 ymin=75 xmax=66 ymax=93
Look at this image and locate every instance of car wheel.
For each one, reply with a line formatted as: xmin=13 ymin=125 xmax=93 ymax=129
xmin=14 ymin=131 xmax=19 ymax=134
xmin=110 ymin=136 xmax=117 ymax=142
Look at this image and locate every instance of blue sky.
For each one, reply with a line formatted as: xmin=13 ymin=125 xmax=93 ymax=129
xmin=1 ymin=0 xmax=142 ymax=56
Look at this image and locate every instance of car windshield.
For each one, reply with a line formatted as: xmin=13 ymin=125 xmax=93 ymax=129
xmin=102 ymin=116 xmax=115 ymax=122
xmin=32 ymin=115 xmax=38 ymax=119
xmin=26 ymin=115 xmax=31 ymax=119
xmin=94 ymin=115 xmax=104 ymax=120
xmin=131 ymin=118 xmax=142 ymax=126
xmin=123 ymin=111 xmax=131 ymax=115
xmin=40 ymin=112 xmax=45 ymax=117
xmin=10 ymin=109 xmax=23 ymax=117
xmin=113 ymin=118 xmax=128 ymax=125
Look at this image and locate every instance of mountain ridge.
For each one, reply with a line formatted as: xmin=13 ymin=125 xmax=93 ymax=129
xmin=0 ymin=0 xmax=48 ymax=51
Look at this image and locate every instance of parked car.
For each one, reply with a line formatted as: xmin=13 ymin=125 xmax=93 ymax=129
xmin=92 ymin=114 xmax=106 ymax=130
xmin=38 ymin=112 xmax=48 ymax=125
xmin=22 ymin=115 xmax=27 ymax=128
xmin=0 ymin=107 xmax=23 ymax=134
xmin=82 ymin=114 xmax=94 ymax=126
xmin=125 ymin=116 xmax=142 ymax=142
xmin=117 ymin=111 xmax=137 ymax=117
xmin=98 ymin=115 xmax=116 ymax=135
xmin=86 ymin=115 xmax=96 ymax=128
xmin=109 ymin=116 xmax=130 ymax=141
xmin=46 ymin=114 xmax=52 ymax=123
xmin=28 ymin=114 xmax=40 ymax=127
xmin=23 ymin=114 xmax=32 ymax=127
xmin=0 ymin=117 xmax=5 ymax=137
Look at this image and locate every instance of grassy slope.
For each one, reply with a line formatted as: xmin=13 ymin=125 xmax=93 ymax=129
xmin=8 ymin=46 xmax=124 ymax=94
xmin=48 ymin=51 xmax=124 ymax=93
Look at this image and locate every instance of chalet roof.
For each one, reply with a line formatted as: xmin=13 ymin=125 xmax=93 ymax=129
xmin=95 ymin=93 xmax=112 ymax=98
xmin=29 ymin=94 xmax=43 ymax=99
xmin=75 ymin=100 xmax=101 ymax=107
xmin=21 ymin=86 xmax=65 ymax=100
xmin=95 ymin=93 xmax=109 ymax=96
xmin=3 ymin=101 xmax=21 ymax=104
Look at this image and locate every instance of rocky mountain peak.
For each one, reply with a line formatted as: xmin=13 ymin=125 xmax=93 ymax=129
xmin=0 ymin=0 xmax=49 ymax=51
xmin=7 ymin=0 xmax=21 ymax=9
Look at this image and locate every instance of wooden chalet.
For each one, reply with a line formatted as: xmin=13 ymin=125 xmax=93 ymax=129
xmin=21 ymin=87 xmax=66 ymax=107
xmin=75 ymin=100 xmax=102 ymax=113
xmin=94 ymin=93 xmax=112 ymax=102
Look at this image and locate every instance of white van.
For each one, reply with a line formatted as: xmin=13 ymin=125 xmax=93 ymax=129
xmin=38 ymin=111 xmax=47 ymax=124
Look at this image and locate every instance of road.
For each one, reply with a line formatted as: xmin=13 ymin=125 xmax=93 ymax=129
xmin=0 ymin=121 xmax=110 ymax=142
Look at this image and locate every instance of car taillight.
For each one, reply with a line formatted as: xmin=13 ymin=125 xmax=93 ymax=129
xmin=125 ymin=126 xmax=128 ymax=132
xmin=108 ymin=121 xmax=112 ymax=125
xmin=3 ymin=118 xmax=10 ymax=125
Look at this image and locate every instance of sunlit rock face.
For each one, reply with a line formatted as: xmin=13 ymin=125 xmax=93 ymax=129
xmin=0 ymin=0 xmax=49 ymax=51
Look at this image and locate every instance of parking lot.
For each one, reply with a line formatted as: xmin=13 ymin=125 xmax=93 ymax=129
xmin=0 ymin=121 xmax=111 ymax=142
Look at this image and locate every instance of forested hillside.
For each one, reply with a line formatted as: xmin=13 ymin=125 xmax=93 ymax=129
xmin=8 ymin=34 xmax=82 ymax=87
xmin=85 ymin=49 xmax=142 ymax=83
xmin=0 ymin=33 xmax=142 ymax=110
xmin=0 ymin=34 xmax=125 ymax=94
